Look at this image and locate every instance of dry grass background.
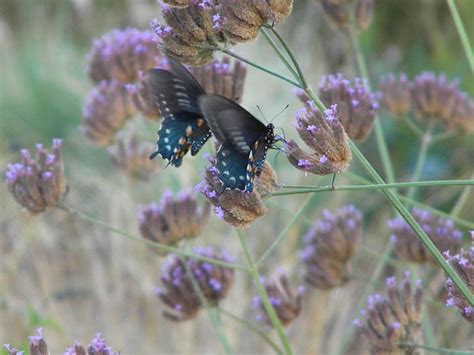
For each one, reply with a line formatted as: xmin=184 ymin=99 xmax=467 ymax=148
xmin=1 ymin=0 xmax=473 ymax=354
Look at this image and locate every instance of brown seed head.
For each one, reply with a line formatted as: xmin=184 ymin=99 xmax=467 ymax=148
xmin=87 ymin=28 xmax=161 ymax=84
xmin=138 ymin=190 xmax=210 ymax=254
xmin=388 ymin=208 xmax=462 ymax=265
xmin=127 ymin=70 xmax=163 ymax=120
xmin=354 ymin=273 xmax=424 ymax=354
xmin=286 ymin=102 xmax=351 ymax=175
xmin=319 ymin=0 xmax=348 ymax=28
xmin=162 ymin=0 xmax=190 ymax=7
xmin=82 ymin=80 xmax=136 ymax=146
xmin=253 ymin=270 xmax=304 ymax=327
xmin=156 ymin=247 xmax=235 ymax=321
xmin=300 ymin=205 xmax=362 ymax=289
xmin=107 ymin=135 xmax=159 ymax=180
xmin=5 ymin=139 xmax=67 ymax=214
xmin=355 ymin=0 xmax=374 ymax=31
xmin=379 ymin=73 xmax=411 ymax=117
xmin=28 ymin=328 xmax=48 ymax=355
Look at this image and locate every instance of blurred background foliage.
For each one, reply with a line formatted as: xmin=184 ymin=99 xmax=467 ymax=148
xmin=0 ymin=0 xmax=473 ymax=353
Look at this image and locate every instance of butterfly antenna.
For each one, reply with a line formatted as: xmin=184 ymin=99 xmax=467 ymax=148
xmin=256 ymin=105 xmax=268 ymax=124
xmin=269 ymin=104 xmax=290 ymax=124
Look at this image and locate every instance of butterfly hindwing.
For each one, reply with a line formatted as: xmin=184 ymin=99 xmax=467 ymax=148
xmin=199 ymin=95 xmax=275 ymax=192
xmin=148 ymin=57 xmax=212 ymax=166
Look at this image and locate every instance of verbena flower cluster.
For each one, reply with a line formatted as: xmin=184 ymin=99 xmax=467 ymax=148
xmin=300 ymin=205 xmax=362 ymax=289
xmin=5 ymin=139 xmax=67 ymax=213
xmin=4 ymin=329 xmax=116 ymax=355
xmin=196 ymin=154 xmax=278 ymax=228
xmin=444 ymin=234 xmax=474 ymax=323
xmin=253 ymin=270 xmax=304 ymax=327
xmin=388 ymin=208 xmax=462 ymax=265
xmin=379 ymin=71 xmax=474 ymax=133
xmin=353 ymin=273 xmax=424 ymax=354
xmin=155 ymin=247 xmax=234 ymax=321
xmin=138 ymin=190 xmax=210 ymax=252
xmin=151 ymin=0 xmax=293 ymax=64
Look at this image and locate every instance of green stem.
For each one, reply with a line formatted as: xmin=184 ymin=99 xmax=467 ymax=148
xmin=447 ymin=0 xmax=474 ymax=73
xmin=406 ymin=123 xmax=434 ymax=201
xmin=399 ymin=342 xmax=473 ymax=355
xmin=218 ymin=47 xmax=301 ymax=88
xmin=404 ymin=118 xmax=425 ymax=138
xmin=56 ymin=204 xmax=249 ymax=272
xmin=256 ymin=194 xmax=314 ymax=267
xmin=260 ymin=28 xmax=301 ymax=84
xmin=235 ymin=229 xmax=293 ymax=355
xmin=348 ymin=27 xmax=396 ymax=183
xmin=450 ymin=174 xmax=473 ymax=217
xmin=220 ymin=308 xmax=283 ymax=355
xmin=272 ymin=179 xmax=474 ymax=197
xmin=180 ymin=253 xmax=233 ymax=355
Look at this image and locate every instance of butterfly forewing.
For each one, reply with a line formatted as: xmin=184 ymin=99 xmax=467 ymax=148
xmin=148 ymin=57 xmax=211 ymax=166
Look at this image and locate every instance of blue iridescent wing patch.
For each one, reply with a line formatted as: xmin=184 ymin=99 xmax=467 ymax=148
xmin=215 ymin=144 xmax=254 ymax=192
xmin=148 ymin=57 xmax=212 ymax=166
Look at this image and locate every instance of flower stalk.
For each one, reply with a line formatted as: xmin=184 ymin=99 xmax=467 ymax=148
xmin=447 ymin=0 xmax=474 ymax=73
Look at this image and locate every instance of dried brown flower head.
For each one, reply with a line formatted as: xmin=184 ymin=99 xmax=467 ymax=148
xmin=388 ymin=208 xmax=462 ymax=265
xmin=138 ymin=190 xmax=210 ymax=253
xmin=319 ymin=0 xmax=349 ymax=28
xmin=300 ymin=205 xmax=362 ymax=289
xmin=379 ymin=73 xmax=411 ymax=117
xmin=82 ymin=80 xmax=136 ymax=146
xmin=107 ymin=135 xmax=159 ymax=180
xmin=354 ymin=274 xmax=424 ymax=355
xmin=5 ymin=139 xmax=67 ymax=214
xmin=156 ymin=247 xmax=235 ymax=321
xmin=355 ymin=0 xmax=374 ymax=31
xmin=445 ymin=234 xmax=474 ymax=323
xmin=162 ymin=0 xmax=189 ymax=7
xmin=285 ymin=102 xmax=351 ymax=175
xmin=127 ymin=70 xmax=163 ymax=120
xmin=412 ymin=72 xmax=474 ymax=132
xmin=28 ymin=328 xmax=48 ymax=355
xmin=253 ymin=270 xmax=304 ymax=327
xmin=317 ymin=74 xmax=379 ymax=141
xmin=87 ymin=28 xmax=161 ymax=84
xmin=196 ymin=154 xmax=277 ymax=228
xmin=188 ymin=56 xmax=247 ymax=103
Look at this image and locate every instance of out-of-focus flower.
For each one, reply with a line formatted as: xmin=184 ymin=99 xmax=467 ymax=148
xmin=285 ymin=102 xmax=351 ymax=175
xmin=196 ymin=154 xmax=277 ymax=228
xmin=388 ymin=208 xmax=462 ymax=265
xmin=28 ymin=328 xmax=48 ymax=355
xmin=253 ymin=270 xmax=304 ymax=327
xmin=353 ymin=274 xmax=424 ymax=354
xmin=138 ymin=190 xmax=210 ymax=253
xmin=317 ymin=73 xmax=379 ymax=141
xmin=188 ymin=56 xmax=247 ymax=103
xmin=162 ymin=0 xmax=189 ymax=7
xmin=63 ymin=342 xmax=86 ymax=355
xmin=87 ymin=28 xmax=161 ymax=84
xmin=156 ymin=247 xmax=235 ymax=321
xmin=355 ymin=0 xmax=374 ymax=31
xmin=319 ymin=0 xmax=348 ymax=28
xmin=300 ymin=205 xmax=362 ymax=289
xmin=107 ymin=135 xmax=159 ymax=180
xmin=5 ymin=139 xmax=67 ymax=214
xmin=151 ymin=1 xmax=293 ymax=65
xmin=86 ymin=334 xmax=116 ymax=355
xmin=3 ymin=344 xmax=23 ymax=355
xmin=82 ymin=80 xmax=136 ymax=146
xmin=412 ymin=72 xmax=474 ymax=133
xmin=127 ymin=70 xmax=163 ymax=120
xmin=378 ymin=73 xmax=411 ymax=117
xmin=445 ymin=233 xmax=474 ymax=323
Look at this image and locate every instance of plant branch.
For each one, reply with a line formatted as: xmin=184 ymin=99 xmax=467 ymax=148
xmin=447 ymin=0 xmax=474 ymax=73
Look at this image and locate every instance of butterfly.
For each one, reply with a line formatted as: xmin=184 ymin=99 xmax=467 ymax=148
xmin=199 ymin=94 xmax=276 ymax=193
xmin=148 ymin=57 xmax=212 ymax=167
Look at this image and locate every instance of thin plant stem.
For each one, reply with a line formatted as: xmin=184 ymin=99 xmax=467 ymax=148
xmin=450 ymin=174 xmax=473 ymax=217
xmin=256 ymin=194 xmax=314 ymax=267
xmin=235 ymin=229 xmax=293 ymax=355
xmin=398 ymin=342 xmax=473 ymax=355
xmin=218 ymin=47 xmax=301 ymax=88
xmin=404 ymin=118 xmax=425 ymax=138
xmin=220 ymin=308 xmax=283 ymax=355
xmin=447 ymin=0 xmax=474 ymax=73
xmin=260 ymin=28 xmax=301 ymax=84
xmin=56 ymin=204 xmax=249 ymax=272
xmin=272 ymin=179 xmax=474 ymax=197
xmin=179 ymin=252 xmax=233 ymax=355
xmin=348 ymin=27 xmax=396 ymax=183
xmin=406 ymin=123 xmax=434 ymax=201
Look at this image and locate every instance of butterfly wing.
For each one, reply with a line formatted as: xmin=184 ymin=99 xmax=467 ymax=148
xmin=148 ymin=57 xmax=211 ymax=166
xmin=199 ymin=95 xmax=274 ymax=192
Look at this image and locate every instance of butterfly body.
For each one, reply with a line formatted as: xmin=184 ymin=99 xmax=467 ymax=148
xmin=199 ymin=95 xmax=276 ymax=192
xmin=148 ymin=58 xmax=212 ymax=166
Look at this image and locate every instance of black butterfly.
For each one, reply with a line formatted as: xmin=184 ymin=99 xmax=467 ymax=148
xmin=148 ymin=57 xmax=211 ymax=167
xmin=199 ymin=95 xmax=276 ymax=193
